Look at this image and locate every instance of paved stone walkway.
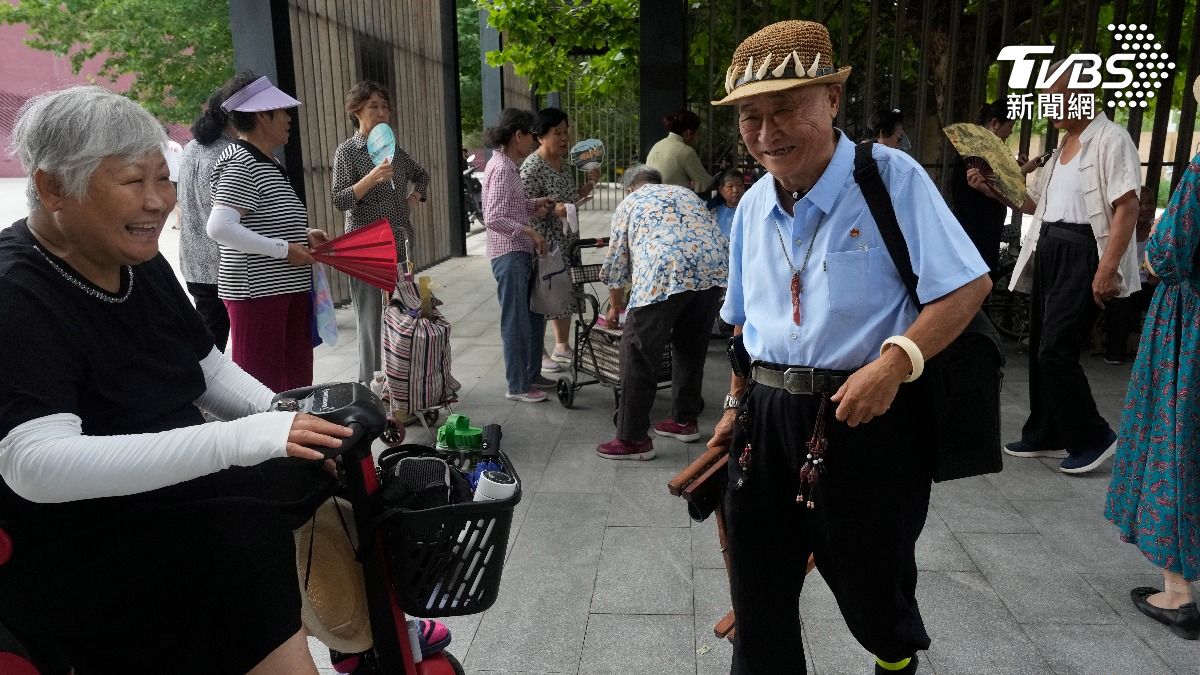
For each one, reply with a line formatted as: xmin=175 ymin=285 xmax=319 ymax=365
xmin=285 ymin=209 xmax=1197 ymax=675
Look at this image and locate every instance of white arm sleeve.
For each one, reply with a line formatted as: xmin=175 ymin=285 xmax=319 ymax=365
xmin=206 ymin=204 xmax=289 ymax=259
xmin=0 ymin=411 xmax=296 ymax=504
xmin=195 ymin=347 xmax=275 ymax=420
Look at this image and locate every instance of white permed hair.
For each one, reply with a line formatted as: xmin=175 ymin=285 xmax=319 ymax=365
xmin=622 ymin=164 xmax=663 ymax=192
xmin=9 ymin=86 xmax=167 ymax=209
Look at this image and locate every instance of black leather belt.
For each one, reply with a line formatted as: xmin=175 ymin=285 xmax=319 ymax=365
xmin=1042 ymin=221 xmax=1095 ymax=246
xmin=750 ymin=364 xmax=852 ymax=395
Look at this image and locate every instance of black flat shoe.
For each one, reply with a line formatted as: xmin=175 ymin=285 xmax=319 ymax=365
xmin=1131 ymin=587 xmax=1200 ymax=640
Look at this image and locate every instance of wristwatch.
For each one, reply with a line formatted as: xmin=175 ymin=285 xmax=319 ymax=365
xmin=723 ymin=393 xmax=742 ymax=410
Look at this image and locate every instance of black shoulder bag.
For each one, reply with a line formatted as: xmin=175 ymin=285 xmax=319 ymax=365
xmin=852 ymin=143 xmax=1004 ymax=482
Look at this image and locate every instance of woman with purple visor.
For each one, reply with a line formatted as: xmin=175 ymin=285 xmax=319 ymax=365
xmin=206 ymin=71 xmax=329 ymax=393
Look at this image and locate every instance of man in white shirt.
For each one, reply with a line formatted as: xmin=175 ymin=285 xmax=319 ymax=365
xmin=970 ymin=67 xmax=1141 ymax=474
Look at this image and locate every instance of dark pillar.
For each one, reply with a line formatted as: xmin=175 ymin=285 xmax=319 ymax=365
xmin=229 ymin=0 xmax=304 ymax=202
xmin=639 ymin=0 xmax=687 ymax=162
xmin=1144 ymin=0 xmax=1185 ymax=197
xmin=442 ymin=0 xmax=466 ymax=256
xmin=480 ymin=9 xmax=503 ymax=130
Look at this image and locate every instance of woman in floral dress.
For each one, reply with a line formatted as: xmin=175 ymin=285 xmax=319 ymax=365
xmin=1105 ymin=82 xmax=1200 ymax=639
xmin=521 ymin=108 xmax=598 ymax=371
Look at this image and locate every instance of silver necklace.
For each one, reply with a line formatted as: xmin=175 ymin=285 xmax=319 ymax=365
xmin=32 ymin=245 xmax=134 ymax=304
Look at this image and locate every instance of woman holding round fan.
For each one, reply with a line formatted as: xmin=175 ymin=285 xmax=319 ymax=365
xmin=521 ymin=107 xmax=599 ymax=369
xmin=331 ymin=80 xmax=431 ymax=385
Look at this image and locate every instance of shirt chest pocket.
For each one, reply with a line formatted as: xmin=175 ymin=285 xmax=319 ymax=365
xmin=825 ymin=246 xmax=891 ymax=319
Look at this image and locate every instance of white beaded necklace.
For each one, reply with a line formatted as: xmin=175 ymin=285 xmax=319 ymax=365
xmin=32 ymin=245 xmax=134 ymax=304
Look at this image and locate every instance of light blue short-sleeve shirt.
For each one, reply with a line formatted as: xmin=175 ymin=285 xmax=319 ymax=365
xmin=721 ymin=132 xmax=988 ymax=371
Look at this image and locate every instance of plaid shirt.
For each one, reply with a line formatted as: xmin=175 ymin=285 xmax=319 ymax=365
xmin=483 ymin=151 xmax=538 ymax=259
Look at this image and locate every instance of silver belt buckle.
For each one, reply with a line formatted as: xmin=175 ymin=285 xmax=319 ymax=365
xmin=781 ymin=367 xmax=816 ymax=394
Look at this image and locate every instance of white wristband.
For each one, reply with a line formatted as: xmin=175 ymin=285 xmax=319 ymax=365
xmin=880 ymin=335 xmax=924 ymax=383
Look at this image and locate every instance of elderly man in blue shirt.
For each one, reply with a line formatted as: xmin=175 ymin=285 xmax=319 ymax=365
xmin=596 ymin=166 xmax=728 ymax=459
xmin=708 ymin=20 xmax=992 ymax=675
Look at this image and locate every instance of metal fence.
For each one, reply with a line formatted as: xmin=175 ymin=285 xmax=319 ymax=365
xmin=560 ymin=81 xmax=640 ymax=212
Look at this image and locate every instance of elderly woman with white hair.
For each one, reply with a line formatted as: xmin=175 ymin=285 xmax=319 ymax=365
xmin=595 ymin=164 xmax=728 ymax=460
xmin=0 ymin=86 xmax=351 ymax=673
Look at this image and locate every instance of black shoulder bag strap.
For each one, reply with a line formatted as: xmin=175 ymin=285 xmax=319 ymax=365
xmin=851 ymin=143 xmax=920 ymax=307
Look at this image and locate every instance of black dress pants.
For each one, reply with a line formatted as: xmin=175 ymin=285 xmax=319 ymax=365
xmin=1021 ymin=222 xmax=1112 ymax=450
xmin=1103 ymin=283 xmax=1154 ymax=361
xmin=725 ymin=382 xmax=932 ymax=674
xmin=616 ymin=287 xmax=722 ymax=441
xmin=187 ymin=281 xmax=230 ymax=352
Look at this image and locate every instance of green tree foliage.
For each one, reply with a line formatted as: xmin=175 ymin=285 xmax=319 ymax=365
xmin=479 ymin=0 xmax=639 ymax=101
xmin=458 ymin=0 xmax=483 ymax=144
xmin=0 ymin=0 xmax=233 ymax=124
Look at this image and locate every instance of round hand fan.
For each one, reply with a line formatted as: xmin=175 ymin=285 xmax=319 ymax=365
xmin=569 ymin=138 xmax=605 ymax=172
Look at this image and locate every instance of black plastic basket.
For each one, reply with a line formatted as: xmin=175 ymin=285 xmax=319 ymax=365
xmin=374 ymin=450 xmax=521 ymax=617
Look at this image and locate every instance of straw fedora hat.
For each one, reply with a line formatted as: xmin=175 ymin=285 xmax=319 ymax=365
xmin=295 ymin=497 xmax=373 ymax=653
xmin=712 ymin=20 xmax=852 ymax=106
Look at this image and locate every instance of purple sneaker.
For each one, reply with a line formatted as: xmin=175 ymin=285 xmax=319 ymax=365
xmin=596 ymin=437 xmax=656 ymax=461
xmin=653 ymin=418 xmax=701 ymax=442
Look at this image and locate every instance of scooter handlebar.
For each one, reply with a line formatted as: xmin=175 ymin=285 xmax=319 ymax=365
xmin=271 ymin=383 xmax=387 ymax=459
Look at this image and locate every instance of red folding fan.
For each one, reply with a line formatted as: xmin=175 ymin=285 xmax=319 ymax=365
xmin=312 ymin=218 xmax=397 ymax=291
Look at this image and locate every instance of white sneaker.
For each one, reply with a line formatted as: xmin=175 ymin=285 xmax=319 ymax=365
xmin=505 ymin=389 xmax=548 ymax=403
xmin=541 ymin=356 xmax=561 ymax=372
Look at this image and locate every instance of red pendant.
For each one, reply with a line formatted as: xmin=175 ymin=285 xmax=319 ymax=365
xmin=790 ymin=272 xmax=802 ymax=325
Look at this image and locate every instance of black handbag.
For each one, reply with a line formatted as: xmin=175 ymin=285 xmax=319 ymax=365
xmin=852 ymin=143 xmax=1004 ymax=482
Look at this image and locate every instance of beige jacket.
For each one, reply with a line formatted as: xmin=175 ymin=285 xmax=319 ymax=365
xmin=1009 ymin=112 xmax=1142 ymax=298
xmin=646 ymin=133 xmax=712 ymax=191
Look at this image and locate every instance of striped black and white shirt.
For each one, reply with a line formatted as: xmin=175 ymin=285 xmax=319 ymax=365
xmin=210 ymin=141 xmax=311 ymax=300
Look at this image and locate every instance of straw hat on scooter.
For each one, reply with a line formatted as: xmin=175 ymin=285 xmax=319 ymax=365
xmin=295 ymin=496 xmax=373 ymax=653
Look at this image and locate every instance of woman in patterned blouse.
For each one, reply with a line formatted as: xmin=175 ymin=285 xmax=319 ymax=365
xmin=331 ymin=80 xmax=430 ymax=384
xmin=178 ymin=87 xmax=233 ymax=350
xmin=521 ymin=108 xmax=599 ymax=371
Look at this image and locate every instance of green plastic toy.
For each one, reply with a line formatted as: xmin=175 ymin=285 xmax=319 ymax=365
xmin=436 ymin=413 xmax=483 ymax=450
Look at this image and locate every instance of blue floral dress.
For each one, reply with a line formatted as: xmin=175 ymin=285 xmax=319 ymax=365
xmin=1105 ymin=154 xmax=1200 ymax=581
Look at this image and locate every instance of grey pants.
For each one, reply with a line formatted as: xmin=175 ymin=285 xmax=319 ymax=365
xmin=349 ymin=275 xmax=383 ymax=384
xmin=616 ymin=287 xmax=723 ymax=441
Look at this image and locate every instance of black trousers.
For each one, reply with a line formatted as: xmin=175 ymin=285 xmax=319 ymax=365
xmin=1103 ymin=283 xmax=1154 ymax=360
xmin=616 ymin=287 xmax=722 ymax=441
xmin=0 ymin=460 xmax=332 ymax=674
xmin=725 ymin=383 xmax=932 ymax=674
xmin=1021 ymin=222 xmax=1112 ymax=450
xmin=187 ymin=281 xmax=230 ymax=352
